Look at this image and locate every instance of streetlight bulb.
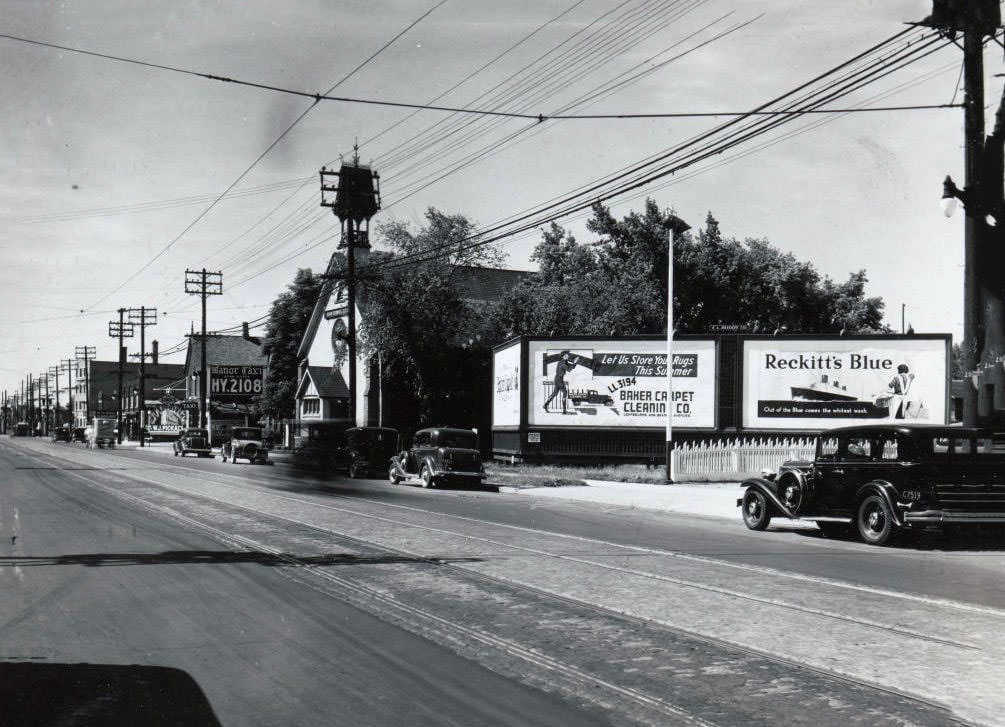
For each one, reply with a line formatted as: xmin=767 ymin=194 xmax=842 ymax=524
xmin=941 ymin=195 xmax=958 ymax=218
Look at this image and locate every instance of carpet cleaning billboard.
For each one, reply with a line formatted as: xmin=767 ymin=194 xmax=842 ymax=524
xmin=527 ymin=338 xmax=715 ymax=429
xmin=741 ymin=336 xmax=949 ymax=429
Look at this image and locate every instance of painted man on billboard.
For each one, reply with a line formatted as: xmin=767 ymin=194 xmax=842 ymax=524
xmin=543 ymin=351 xmax=577 ymax=414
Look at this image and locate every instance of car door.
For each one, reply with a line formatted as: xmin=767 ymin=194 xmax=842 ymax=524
xmin=816 ymin=434 xmax=873 ymax=515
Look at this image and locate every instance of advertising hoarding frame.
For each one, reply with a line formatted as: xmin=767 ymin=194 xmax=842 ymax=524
xmin=737 ymin=333 xmax=951 ymax=432
xmin=491 ymin=334 xmax=718 ymax=437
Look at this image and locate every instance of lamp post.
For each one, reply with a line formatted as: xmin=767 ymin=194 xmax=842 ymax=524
xmin=664 ymin=210 xmax=691 ymax=484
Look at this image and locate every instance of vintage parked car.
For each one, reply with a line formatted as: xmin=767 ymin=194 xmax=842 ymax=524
xmin=174 ymin=428 xmax=212 ymax=457
xmin=72 ymin=427 xmax=87 ymax=443
xmin=290 ymin=419 xmax=355 ymax=473
xmin=220 ymin=426 xmax=270 ymax=464
xmin=50 ymin=425 xmax=71 ymax=443
xmin=569 ymin=389 xmax=615 ymax=407
xmin=12 ymin=422 xmax=29 ymax=437
xmin=739 ymin=425 xmax=1005 ymax=545
xmin=389 ymin=427 xmax=486 ymax=488
xmin=345 ymin=427 xmax=399 ymax=479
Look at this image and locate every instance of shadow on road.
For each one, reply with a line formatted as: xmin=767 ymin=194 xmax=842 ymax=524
xmin=792 ymin=526 xmax=1005 ymax=551
xmin=0 ymin=550 xmax=483 ymax=568
xmin=0 ymin=662 xmax=221 ymax=727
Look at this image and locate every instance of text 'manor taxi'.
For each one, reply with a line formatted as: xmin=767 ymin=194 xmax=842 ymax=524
xmin=738 ymin=424 xmax=1005 ymax=545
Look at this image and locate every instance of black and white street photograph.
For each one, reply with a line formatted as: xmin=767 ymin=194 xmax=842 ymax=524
xmin=3 ymin=1 xmax=1005 ymax=725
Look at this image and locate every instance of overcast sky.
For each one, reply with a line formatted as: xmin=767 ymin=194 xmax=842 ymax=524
xmin=0 ymin=0 xmax=995 ymax=394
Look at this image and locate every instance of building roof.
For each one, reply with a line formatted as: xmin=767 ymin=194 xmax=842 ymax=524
xmin=297 ymin=366 xmax=350 ymax=400
xmin=296 ymin=262 xmax=532 ymax=361
xmin=448 ymin=265 xmax=532 ymax=303
xmin=184 ymin=334 xmax=267 ymax=377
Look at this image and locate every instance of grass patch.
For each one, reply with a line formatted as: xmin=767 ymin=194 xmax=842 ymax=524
xmin=486 ymin=462 xmax=667 ymax=486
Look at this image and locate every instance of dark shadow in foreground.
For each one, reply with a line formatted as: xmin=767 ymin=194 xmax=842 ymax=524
xmin=0 ymin=550 xmax=483 ymax=568
xmin=791 ymin=524 xmax=1005 ymax=551
xmin=0 ymin=662 xmax=221 ymax=727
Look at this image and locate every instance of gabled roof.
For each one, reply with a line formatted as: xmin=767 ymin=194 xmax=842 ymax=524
xmin=296 ymin=260 xmax=532 ymax=361
xmin=447 ymin=265 xmax=532 ymax=303
xmin=184 ymin=334 xmax=267 ymax=377
xmin=296 ymin=365 xmax=350 ymax=400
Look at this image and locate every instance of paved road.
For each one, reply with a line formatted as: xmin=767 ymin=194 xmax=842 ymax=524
xmin=3 ymin=437 xmax=1004 ymax=726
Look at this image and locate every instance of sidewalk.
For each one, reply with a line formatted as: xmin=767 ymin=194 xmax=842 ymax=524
xmin=498 ymin=480 xmax=746 ymax=521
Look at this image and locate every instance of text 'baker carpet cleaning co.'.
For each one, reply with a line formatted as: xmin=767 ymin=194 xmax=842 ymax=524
xmin=528 ymin=340 xmax=715 ymax=429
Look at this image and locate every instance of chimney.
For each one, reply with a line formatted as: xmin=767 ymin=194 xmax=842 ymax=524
xmin=151 ymin=340 xmax=159 ymax=365
xmin=242 ymin=322 xmax=250 ymax=340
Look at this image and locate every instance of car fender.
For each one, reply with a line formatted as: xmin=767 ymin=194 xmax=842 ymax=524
xmin=422 ymin=456 xmax=439 ymax=477
xmin=739 ymin=478 xmax=795 ymax=519
xmin=855 ymin=481 xmax=903 ymax=527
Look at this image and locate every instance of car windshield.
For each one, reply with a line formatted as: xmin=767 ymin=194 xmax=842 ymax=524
xmin=233 ymin=428 xmax=262 ymax=440
xmin=437 ymin=432 xmax=478 ymax=449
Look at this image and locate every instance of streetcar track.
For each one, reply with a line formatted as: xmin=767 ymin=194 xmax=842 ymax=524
xmin=9 ymin=440 xmax=977 ymax=725
xmin=23 ymin=451 xmax=712 ymax=727
xmin=96 ymin=444 xmax=1005 ymax=619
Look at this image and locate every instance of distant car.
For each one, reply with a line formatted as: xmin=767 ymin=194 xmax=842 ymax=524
xmin=174 ymin=428 xmax=212 ymax=458
xmin=72 ymin=427 xmax=87 ymax=443
xmin=346 ymin=427 xmax=399 ymax=479
xmin=740 ymin=424 xmax=1005 ymax=546
xmin=569 ymin=389 xmax=615 ymax=407
xmin=220 ymin=426 xmax=269 ymax=464
xmin=50 ymin=425 xmax=71 ymax=443
xmin=389 ymin=427 xmax=486 ymax=488
xmin=86 ymin=418 xmax=117 ymax=448
xmin=12 ymin=422 xmax=29 ymax=437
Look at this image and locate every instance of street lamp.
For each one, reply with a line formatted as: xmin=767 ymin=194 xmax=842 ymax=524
xmin=942 ymin=175 xmax=963 ymax=218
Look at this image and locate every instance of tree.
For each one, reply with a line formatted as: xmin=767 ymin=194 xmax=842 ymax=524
xmin=498 ymin=201 xmax=889 ymax=337
xmin=259 ymin=268 xmax=323 ymax=420
xmin=356 ymin=209 xmax=503 ymax=433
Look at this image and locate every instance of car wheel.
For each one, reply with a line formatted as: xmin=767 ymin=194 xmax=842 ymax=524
xmin=857 ymin=494 xmax=895 ymax=546
xmin=420 ymin=465 xmax=433 ymax=488
xmin=815 ymin=521 xmax=849 ymax=538
xmin=389 ymin=468 xmax=401 ymax=485
xmin=741 ymin=489 xmax=772 ymax=531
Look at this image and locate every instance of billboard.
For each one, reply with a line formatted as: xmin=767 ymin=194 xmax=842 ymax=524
xmin=210 ymin=365 xmax=264 ymax=401
xmin=741 ymin=337 xmax=949 ymax=429
xmin=492 ymin=341 xmax=521 ymax=427
xmin=527 ymin=338 xmax=715 ymax=429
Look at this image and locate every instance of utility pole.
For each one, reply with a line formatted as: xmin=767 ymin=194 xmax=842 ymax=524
xmin=39 ymin=373 xmax=49 ymax=435
xmin=185 ymin=269 xmax=222 ymax=428
xmin=923 ymin=1 xmax=1002 ymax=426
xmin=126 ymin=307 xmax=157 ymax=446
xmin=320 ymin=151 xmax=381 ymax=425
xmin=26 ymin=375 xmax=33 ymax=434
xmin=665 ymin=212 xmax=691 ymax=484
xmin=48 ymin=366 xmax=60 ymax=430
xmin=59 ymin=359 xmax=74 ymax=428
xmin=109 ymin=311 xmax=134 ymax=444
xmin=75 ymin=346 xmax=96 ymax=425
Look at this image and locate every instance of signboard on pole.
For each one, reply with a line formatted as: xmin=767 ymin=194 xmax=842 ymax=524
xmin=526 ymin=338 xmax=716 ymax=429
xmin=741 ymin=336 xmax=949 ymax=429
xmin=209 ymin=365 xmax=264 ymax=401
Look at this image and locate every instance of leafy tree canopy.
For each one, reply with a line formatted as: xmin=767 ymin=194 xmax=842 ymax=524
xmin=259 ymin=268 xmax=323 ymax=419
xmin=497 ymin=200 xmax=888 ymax=337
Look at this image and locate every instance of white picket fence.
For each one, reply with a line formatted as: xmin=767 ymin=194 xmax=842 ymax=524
xmin=670 ymin=437 xmax=816 ymax=476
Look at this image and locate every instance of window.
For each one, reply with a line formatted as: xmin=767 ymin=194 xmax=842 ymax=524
xmin=302 ymin=398 xmax=320 ymax=416
xmin=842 ymin=436 xmax=873 ymax=460
xmin=878 ymin=436 xmax=898 ymax=461
xmin=817 ymin=437 xmax=838 ymax=460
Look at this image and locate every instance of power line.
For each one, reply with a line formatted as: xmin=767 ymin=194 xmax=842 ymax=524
xmin=76 ymin=0 xmax=449 ymax=315
xmin=0 ymin=25 xmax=960 ymax=125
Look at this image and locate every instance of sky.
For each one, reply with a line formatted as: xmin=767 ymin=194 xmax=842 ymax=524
xmin=0 ymin=0 xmax=996 ymax=395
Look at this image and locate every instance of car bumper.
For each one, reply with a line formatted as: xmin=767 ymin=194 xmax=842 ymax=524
xmin=903 ymin=510 xmax=1005 ymax=524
